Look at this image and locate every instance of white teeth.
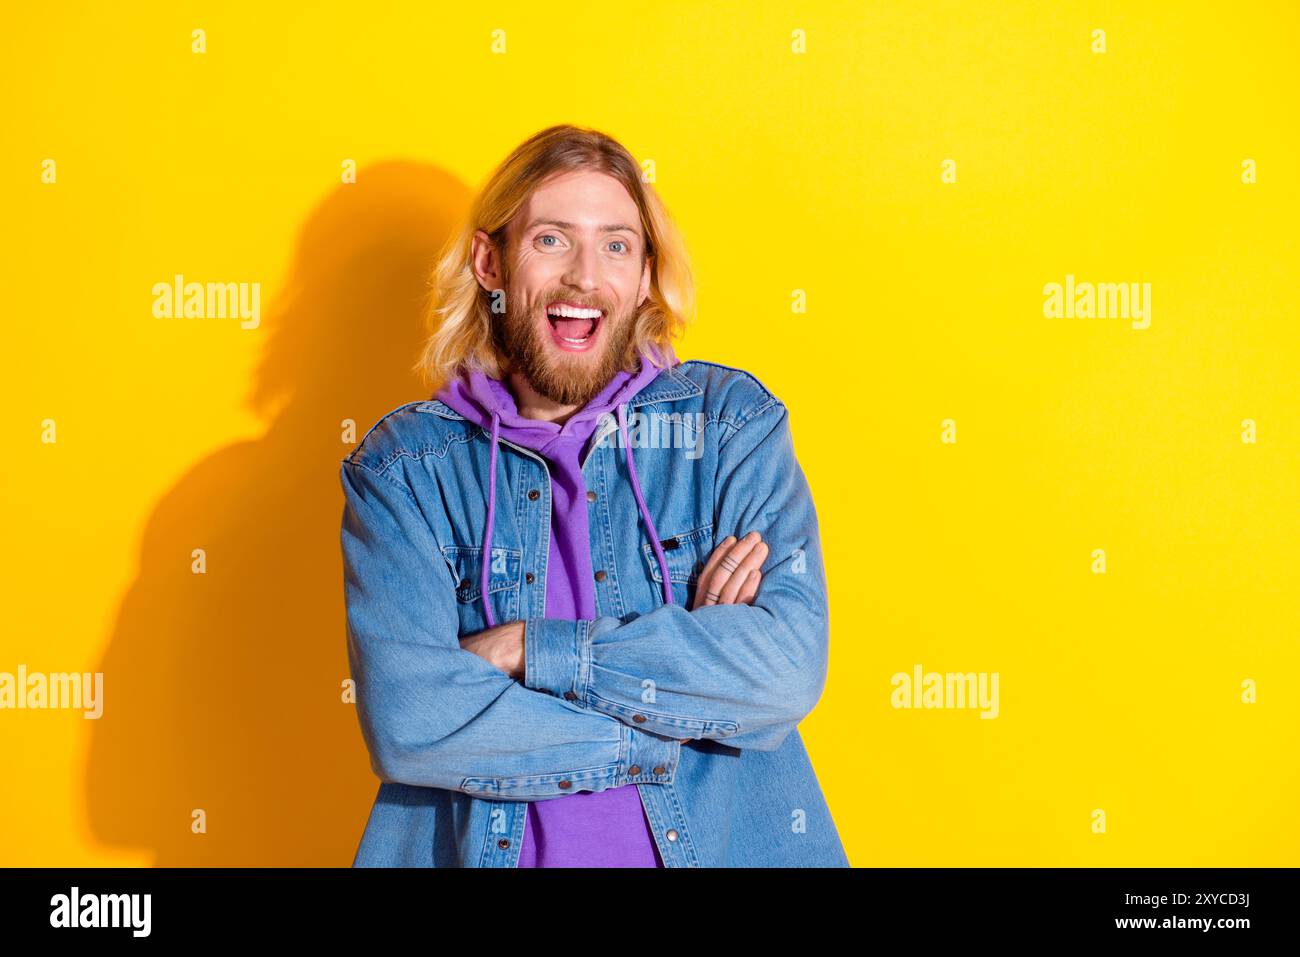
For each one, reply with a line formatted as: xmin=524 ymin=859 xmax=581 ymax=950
xmin=560 ymin=336 xmax=589 ymax=344
xmin=547 ymin=304 xmax=602 ymax=319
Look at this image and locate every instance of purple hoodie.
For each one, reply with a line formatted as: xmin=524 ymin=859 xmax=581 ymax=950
xmin=434 ymin=346 xmax=678 ymax=867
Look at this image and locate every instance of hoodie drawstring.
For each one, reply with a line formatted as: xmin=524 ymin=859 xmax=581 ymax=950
xmin=478 ymin=402 xmax=675 ymax=629
xmin=479 ymin=410 xmax=501 ymax=629
xmin=618 ymin=403 xmax=674 ymax=608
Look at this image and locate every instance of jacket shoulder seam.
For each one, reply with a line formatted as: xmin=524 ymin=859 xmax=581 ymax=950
xmin=728 ymin=390 xmax=774 ymax=431
xmin=679 ymin=359 xmax=777 ymax=399
xmin=345 ymin=401 xmax=483 ymax=476
xmin=342 ymin=400 xmax=428 ymax=467
xmin=679 ymin=360 xmax=784 ymax=442
xmin=340 ymin=456 xmax=420 ymax=509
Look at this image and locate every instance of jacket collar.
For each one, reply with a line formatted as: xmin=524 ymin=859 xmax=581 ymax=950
xmin=416 ymin=363 xmax=702 ymax=421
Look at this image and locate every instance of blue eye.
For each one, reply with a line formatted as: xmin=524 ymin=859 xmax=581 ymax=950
xmin=609 ymin=240 xmax=627 ymax=253
xmin=538 ymin=234 xmax=558 ymax=246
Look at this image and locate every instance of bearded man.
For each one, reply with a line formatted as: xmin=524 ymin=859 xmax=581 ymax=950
xmin=339 ymin=124 xmax=847 ymax=867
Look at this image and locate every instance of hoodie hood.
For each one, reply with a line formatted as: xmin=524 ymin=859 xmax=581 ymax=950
xmin=435 ymin=347 xmax=665 ymax=449
xmin=434 ymin=346 xmax=678 ymax=626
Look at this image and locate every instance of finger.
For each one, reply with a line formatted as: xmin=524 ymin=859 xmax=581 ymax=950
xmin=707 ymin=532 xmax=763 ymax=606
xmin=693 ymin=583 xmax=723 ymax=609
xmin=693 ymin=535 xmax=736 ymax=608
xmin=714 ymin=531 xmax=762 ymax=583
xmin=697 ymin=536 xmax=736 ymax=587
xmin=735 ymin=569 xmax=761 ymax=605
xmin=718 ymin=540 xmax=768 ymax=605
xmin=702 ymin=530 xmax=759 ymax=605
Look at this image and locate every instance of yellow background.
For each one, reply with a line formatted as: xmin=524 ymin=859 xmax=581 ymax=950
xmin=3 ymin=1 xmax=1297 ymax=866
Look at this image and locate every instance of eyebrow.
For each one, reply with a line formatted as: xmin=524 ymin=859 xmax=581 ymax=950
xmin=524 ymin=218 xmax=640 ymax=235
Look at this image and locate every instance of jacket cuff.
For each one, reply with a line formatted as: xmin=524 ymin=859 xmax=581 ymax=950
xmin=621 ymin=724 xmax=681 ymax=785
xmin=523 ymin=617 xmax=589 ymax=701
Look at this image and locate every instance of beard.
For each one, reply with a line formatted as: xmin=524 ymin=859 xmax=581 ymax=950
xmin=491 ymin=261 xmax=641 ymax=408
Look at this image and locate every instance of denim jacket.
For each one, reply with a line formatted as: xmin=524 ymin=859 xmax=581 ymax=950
xmin=338 ymin=359 xmax=848 ymax=867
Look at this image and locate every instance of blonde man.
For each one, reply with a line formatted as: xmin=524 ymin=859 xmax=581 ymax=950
xmin=340 ymin=124 xmax=846 ymax=867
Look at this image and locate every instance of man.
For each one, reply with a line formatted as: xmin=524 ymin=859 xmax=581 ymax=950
xmin=339 ymin=124 xmax=847 ymax=867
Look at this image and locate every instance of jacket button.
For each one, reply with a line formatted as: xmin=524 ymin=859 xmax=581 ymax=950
xmin=558 ymin=780 xmax=572 ymax=789
xmin=632 ymin=714 xmax=646 ymax=723
xmin=594 ymin=569 xmax=607 ymax=582
xmin=628 ymin=765 xmax=641 ymax=775
xmin=497 ymin=838 xmax=510 ymax=849
xmin=653 ymin=765 xmax=666 ymax=775
xmin=527 ymin=489 xmax=540 ymax=501
xmin=458 ymin=578 xmax=471 ymax=590
xmin=665 ymin=829 xmax=679 ymax=842
xmin=586 ymin=489 xmax=597 ymax=503
xmin=563 ymin=690 xmax=577 ymax=700
xmin=525 ymin=572 xmax=535 ymax=584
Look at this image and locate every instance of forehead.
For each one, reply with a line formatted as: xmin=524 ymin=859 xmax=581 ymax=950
xmin=514 ymin=169 xmax=642 ymax=234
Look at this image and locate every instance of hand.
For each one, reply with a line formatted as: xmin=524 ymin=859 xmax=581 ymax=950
xmin=691 ymin=531 xmax=768 ymax=610
xmin=460 ymin=620 xmax=526 ymax=680
xmin=681 ymin=530 xmax=767 ymax=747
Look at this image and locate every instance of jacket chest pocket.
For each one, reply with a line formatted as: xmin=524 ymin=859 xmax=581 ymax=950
xmin=441 ymin=545 xmax=522 ymax=634
xmin=640 ymin=521 xmax=713 ymax=608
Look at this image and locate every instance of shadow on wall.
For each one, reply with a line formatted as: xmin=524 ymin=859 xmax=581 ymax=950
xmin=85 ymin=161 xmax=472 ymax=865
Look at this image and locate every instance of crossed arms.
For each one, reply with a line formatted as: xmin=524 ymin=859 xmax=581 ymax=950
xmin=339 ymin=399 xmax=829 ymax=800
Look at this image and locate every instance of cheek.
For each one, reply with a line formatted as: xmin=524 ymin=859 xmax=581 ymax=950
xmin=512 ymin=250 xmax=563 ymax=285
xmin=609 ymin=271 xmax=644 ymax=308
xmin=506 ymin=258 xmax=540 ymax=301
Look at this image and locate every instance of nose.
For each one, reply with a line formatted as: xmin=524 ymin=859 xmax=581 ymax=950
xmin=561 ymin=240 xmax=600 ymax=293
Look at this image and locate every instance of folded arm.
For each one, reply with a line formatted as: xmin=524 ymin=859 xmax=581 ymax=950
xmin=340 ymin=457 xmax=680 ymax=800
xmin=523 ymin=399 xmax=831 ymax=752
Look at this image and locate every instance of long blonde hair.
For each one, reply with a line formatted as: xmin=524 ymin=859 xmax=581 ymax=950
xmin=412 ymin=124 xmax=694 ymax=391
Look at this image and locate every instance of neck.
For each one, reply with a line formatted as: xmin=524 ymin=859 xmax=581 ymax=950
xmin=506 ymin=371 xmax=581 ymax=425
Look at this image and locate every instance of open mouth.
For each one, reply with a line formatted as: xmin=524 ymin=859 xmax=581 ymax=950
xmin=545 ymin=300 xmax=605 ymax=350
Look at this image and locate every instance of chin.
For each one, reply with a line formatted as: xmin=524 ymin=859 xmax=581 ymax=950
xmin=507 ymin=307 xmax=635 ymax=405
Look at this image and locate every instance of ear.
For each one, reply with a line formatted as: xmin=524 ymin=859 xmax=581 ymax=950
xmin=636 ymin=253 xmax=654 ymax=307
xmin=471 ymin=229 xmax=505 ymax=292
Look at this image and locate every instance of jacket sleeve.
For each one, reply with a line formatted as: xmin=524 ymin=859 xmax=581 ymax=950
xmin=522 ymin=399 xmax=831 ymax=752
xmin=340 ymin=457 xmax=681 ymax=800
